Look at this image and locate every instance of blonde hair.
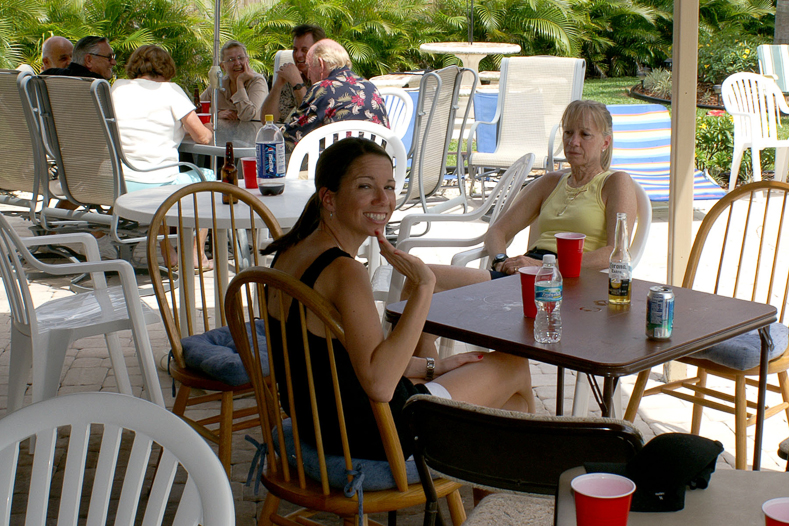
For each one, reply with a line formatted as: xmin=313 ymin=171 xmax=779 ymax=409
xmin=308 ymin=39 xmax=351 ymax=72
xmin=562 ymin=100 xmax=614 ymax=170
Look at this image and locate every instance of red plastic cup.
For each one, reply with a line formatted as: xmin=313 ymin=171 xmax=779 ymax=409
xmin=241 ymin=157 xmax=257 ymax=189
xmin=764 ymin=498 xmax=789 ymax=525
xmin=571 ymin=473 xmax=635 ymax=526
xmin=518 ymin=267 xmax=541 ymax=318
xmin=200 ymin=101 xmax=211 ymax=113
xmin=555 ymin=232 xmax=586 ymax=278
xmin=197 ymin=113 xmax=211 ymax=124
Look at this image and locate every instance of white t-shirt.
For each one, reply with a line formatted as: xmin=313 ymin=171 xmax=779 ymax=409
xmin=111 ymin=78 xmax=195 ymax=183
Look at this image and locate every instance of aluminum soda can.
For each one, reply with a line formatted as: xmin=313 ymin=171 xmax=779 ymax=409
xmin=646 ymin=286 xmax=674 ymax=340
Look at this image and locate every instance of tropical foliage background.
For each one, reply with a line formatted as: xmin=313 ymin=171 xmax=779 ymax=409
xmin=0 ymin=0 xmax=776 ymax=91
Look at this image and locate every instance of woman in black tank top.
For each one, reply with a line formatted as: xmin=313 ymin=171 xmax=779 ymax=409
xmin=262 ymin=138 xmax=535 ymax=460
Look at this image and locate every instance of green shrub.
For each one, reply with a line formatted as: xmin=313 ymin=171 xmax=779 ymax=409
xmin=697 ymin=33 xmax=766 ymax=85
xmin=695 ymin=111 xmax=774 ymax=187
xmin=642 ymin=68 xmax=672 ymax=99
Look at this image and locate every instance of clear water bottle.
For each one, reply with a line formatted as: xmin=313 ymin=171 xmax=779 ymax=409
xmin=534 ymin=254 xmax=563 ymax=343
xmin=255 ymin=114 xmax=285 ymax=180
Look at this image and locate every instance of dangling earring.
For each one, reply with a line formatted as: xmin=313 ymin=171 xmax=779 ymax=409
xmin=330 ymin=211 xmax=334 ymax=219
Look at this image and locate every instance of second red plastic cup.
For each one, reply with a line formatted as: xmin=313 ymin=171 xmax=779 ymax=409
xmin=572 ymin=473 xmax=636 ymax=526
xmin=241 ymin=157 xmax=257 ymax=189
xmin=518 ymin=267 xmax=541 ymax=318
xmin=197 ymin=113 xmax=211 ymax=124
xmin=200 ymin=101 xmax=211 ymax=113
xmin=764 ymin=498 xmax=789 ymax=526
xmin=555 ymin=232 xmax=586 ymax=278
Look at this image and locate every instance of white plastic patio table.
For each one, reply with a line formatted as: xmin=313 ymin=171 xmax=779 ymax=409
xmin=556 ymin=465 xmax=789 ymax=525
xmin=114 ymin=179 xmax=314 ymax=329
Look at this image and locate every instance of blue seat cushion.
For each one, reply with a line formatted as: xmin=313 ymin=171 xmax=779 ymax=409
xmin=273 ymin=419 xmax=421 ymax=491
xmin=180 ymin=320 xmax=268 ymax=386
xmin=691 ymin=322 xmax=788 ymax=371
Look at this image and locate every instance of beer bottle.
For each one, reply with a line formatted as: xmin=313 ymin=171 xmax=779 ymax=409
xmin=608 ymin=212 xmax=632 ymax=304
xmin=221 ymin=142 xmax=238 ymax=204
xmin=193 ymin=87 xmax=201 ymax=110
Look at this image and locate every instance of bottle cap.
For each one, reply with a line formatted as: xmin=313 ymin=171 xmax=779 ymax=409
xmin=265 ymin=114 xmax=274 ymax=123
xmin=543 ymin=254 xmax=556 ymax=264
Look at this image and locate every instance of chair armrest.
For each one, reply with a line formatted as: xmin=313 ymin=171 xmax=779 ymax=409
xmin=397 ymin=234 xmax=485 ymax=255
xmin=22 ymin=232 xmax=102 ymax=262
xmin=450 ymin=246 xmax=489 ymax=268
xmin=122 ymin=158 xmax=207 ymax=181
xmin=397 ymin=208 xmax=490 ymax=245
xmin=547 ymin=123 xmax=562 ymax=172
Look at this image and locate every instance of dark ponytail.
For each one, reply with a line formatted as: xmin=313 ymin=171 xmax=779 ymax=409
xmin=262 ymin=137 xmax=392 ymax=255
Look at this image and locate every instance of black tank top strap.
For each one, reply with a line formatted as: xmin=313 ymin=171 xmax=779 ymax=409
xmin=299 ymin=247 xmax=352 ymax=288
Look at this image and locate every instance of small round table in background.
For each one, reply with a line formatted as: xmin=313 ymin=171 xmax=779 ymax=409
xmin=419 ymin=42 xmax=521 ymax=86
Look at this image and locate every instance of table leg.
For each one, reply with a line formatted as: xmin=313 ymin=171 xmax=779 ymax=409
xmin=556 ymin=366 xmax=564 ymax=416
xmin=753 ymin=326 xmax=774 ymax=471
xmin=602 ymin=378 xmax=616 ymax=417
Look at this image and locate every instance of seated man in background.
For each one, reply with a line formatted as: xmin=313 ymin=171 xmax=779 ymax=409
xmin=261 ymin=24 xmax=326 ymax=122
xmin=201 ymin=40 xmax=268 ymax=121
xmin=41 ymin=36 xmax=73 ymax=70
xmin=283 ymin=39 xmax=389 ymax=152
xmin=41 ymin=35 xmax=115 ymax=80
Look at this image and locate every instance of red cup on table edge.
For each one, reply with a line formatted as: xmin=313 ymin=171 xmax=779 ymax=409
xmin=518 ymin=266 xmax=541 ymax=318
xmin=200 ymin=101 xmax=211 ymax=113
xmin=764 ymin=497 xmax=789 ymax=526
xmin=241 ymin=157 xmax=257 ymax=189
xmin=571 ymin=473 xmax=636 ymax=526
xmin=555 ymin=232 xmax=586 ymax=278
xmin=197 ymin=113 xmax=211 ymax=124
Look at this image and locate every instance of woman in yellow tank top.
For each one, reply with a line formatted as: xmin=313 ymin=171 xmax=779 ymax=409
xmin=402 ymin=100 xmax=638 ymax=305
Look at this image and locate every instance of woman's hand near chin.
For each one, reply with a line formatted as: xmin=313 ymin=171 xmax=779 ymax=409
xmin=376 ymin=230 xmax=435 ymax=289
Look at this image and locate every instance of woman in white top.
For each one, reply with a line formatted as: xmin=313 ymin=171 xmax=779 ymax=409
xmin=112 ymin=44 xmax=214 ymax=191
xmin=112 ymin=45 xmax=215 ymax=267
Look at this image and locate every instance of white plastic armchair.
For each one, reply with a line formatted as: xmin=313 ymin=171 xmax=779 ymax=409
xmin=375 ymin=154 xmax=535 ymax=305
xmin=378 ymin=87 xmax=414 ymax=140
xmin=0 ymin=214 xmax=164 ymax=414
xmin=721 ymin=72 xmax=789 ymax=190
xmin=0 ymin=392 xmax=234 ymax=526
xmin=271 ymin=49 xmax=294 ymax=87
xmin=465 ymin=56 xmax=585 ymax=195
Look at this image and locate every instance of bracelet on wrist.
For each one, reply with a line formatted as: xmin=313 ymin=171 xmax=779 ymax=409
xmin=425 ymin=357 xmax=436 ymax=381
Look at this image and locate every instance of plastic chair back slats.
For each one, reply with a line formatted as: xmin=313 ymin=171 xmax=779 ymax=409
xmin=39 ymin=76 xmax=119 ymax=206
xmin=86 ymin=423 xmax=125 ymax=526
xmin=0 ymin=220 xmax=34 ymax=330
xmin=58 ymin=423 xmax=91 ymax=526
xmin=0 ymin=393 xmax=234 ymax=526
xmin=378 ymin=87 xmax=414 ymax=139
xmin=684 ymin=181 xmax=789 ymax=325
xmin=27 ymin=427 xmax=59 ymax=526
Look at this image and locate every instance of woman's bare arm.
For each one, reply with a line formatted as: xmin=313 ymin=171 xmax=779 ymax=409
xmin=181 ymin=111 xmax=212 ymax=144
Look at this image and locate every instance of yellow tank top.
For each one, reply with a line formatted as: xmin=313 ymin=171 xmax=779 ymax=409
xmin=533 ymin=170 xmax=612 ymax=254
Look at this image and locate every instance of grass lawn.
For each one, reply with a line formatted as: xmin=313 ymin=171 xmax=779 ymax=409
xmin=582 ymin=76 xmax=646 ymax=106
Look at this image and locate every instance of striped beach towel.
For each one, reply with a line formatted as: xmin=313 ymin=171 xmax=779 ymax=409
xmin=608 ymin=104 xmax=725 ymax=202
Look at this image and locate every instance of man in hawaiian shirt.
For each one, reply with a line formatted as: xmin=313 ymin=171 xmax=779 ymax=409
xmin=282 ymin=39 xmax=389 ymax=153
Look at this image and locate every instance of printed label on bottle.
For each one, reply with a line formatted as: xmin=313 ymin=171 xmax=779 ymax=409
xmin=608 ymin=277 xmax=631 ymax=297
xmin=609 ymin=262 xmax=631 ymax=279
xmin=534 ymin=284 xmax=562 ymax=302
xmin=256 ymin=142 xmax=284 ymax=178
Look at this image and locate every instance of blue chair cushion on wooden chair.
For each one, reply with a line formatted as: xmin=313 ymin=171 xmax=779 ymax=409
xmin=274 ymin=418 xmax=421 ymax=491
xmin=181 ymin=320 xmax=269 ymax=386
xmin=691 ymin=322 xmax=788 ymax=371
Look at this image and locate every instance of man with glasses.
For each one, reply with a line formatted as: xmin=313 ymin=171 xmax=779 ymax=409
xmin=200 ymin=40 xmax=268 ymax=121
xmin=41 ymin=35 xmax=116 ymax=80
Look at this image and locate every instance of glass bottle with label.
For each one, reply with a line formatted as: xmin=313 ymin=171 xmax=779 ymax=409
xmin=221 ymin=142 xmax=238 ymax=204
xmin=608 ymin=212 xmax=632 ymax=304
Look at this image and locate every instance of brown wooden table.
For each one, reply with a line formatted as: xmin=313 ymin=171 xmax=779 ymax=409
xmin=385 ymin=269 xmax=778 ymax=468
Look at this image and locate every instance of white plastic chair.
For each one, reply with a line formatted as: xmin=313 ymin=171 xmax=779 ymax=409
xmin=722 ymin=72 xmax=789 ymax=191
xmin=757 ymin=44 xmax=789 ymax=93
xmin=285 ymin=120 xmax=408 ymax=277
xmin=465 ymin=56 xmax=585 ymax=193
xmin=0 ymin=392 xmax=234 ymax=526
xmin=378 ymin=87 xmax=414 ymax=140
xmin=0 ymin=214 xmax=164 ymax=413
xmin=373 ymin=153 xmax=536 ymax=304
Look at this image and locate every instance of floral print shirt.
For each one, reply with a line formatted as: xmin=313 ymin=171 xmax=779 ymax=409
xmin=283 ymin=66 xmax=389 ymax=152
